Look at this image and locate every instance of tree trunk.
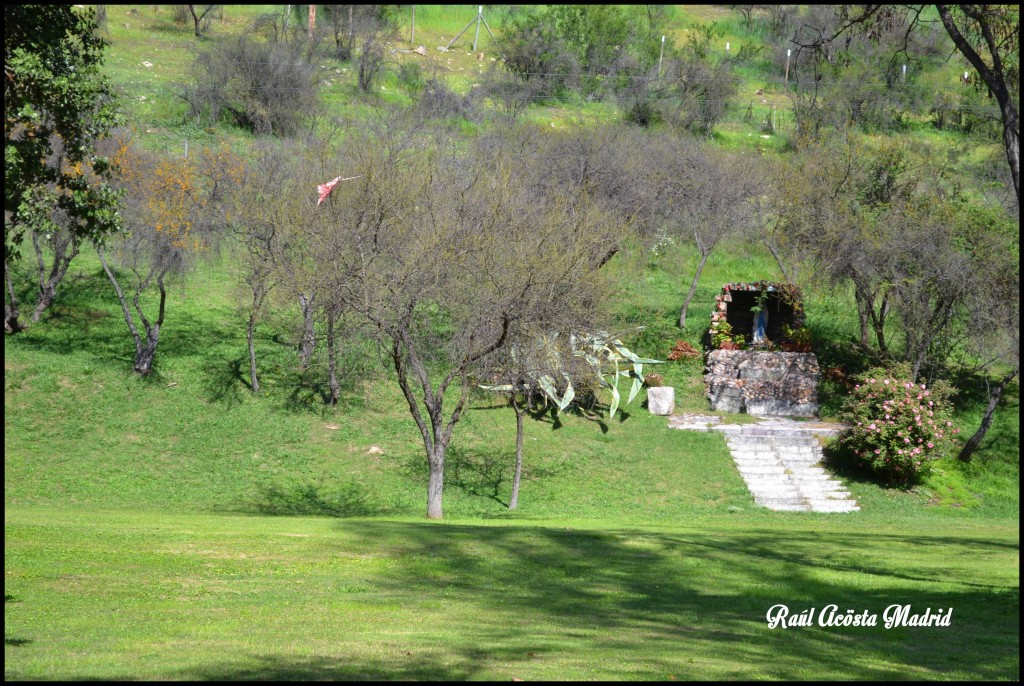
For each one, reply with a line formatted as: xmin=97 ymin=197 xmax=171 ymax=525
xmin=426 ymin=445 xmax=445 ymax=519
xmin=852 ymin=281 xmax=872 ymax=347
xmin=5 ymin=260 xmax=21 ymax=334
xmin=958 ymin=367 xmax=1018 ymax=463
xmin=764 ymin=237 xmax=794 ymax=284
xmin=347 ymin=5 xmax=354 ymax=52
xmin=247 ymin=308 xmax=260 ymax=394
xmin=326 ymin=308 xmax=339 ymax=405
xmin=679 ymin=251 xmax=710 ymax=329
xmin=132 ymin=278 xmax=165 ymax=376
xmin=134 ymin=336 xmax=158 ymax=375
xmin=190 ymin=5 xmax=202 ymax=37
xmin=297 ymin=292 xmax=316 ymax=369
xmin=31 ymin=230 xmax=80 ymax=323
xmin=98 ymin=247 xmax=164 ymax=376
xmin=509 ymin=399 xmax=524 ymax=509
xmin=867 ymin=292 xmax=889 ymax=355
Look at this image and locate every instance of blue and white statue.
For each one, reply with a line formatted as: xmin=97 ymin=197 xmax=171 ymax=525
xmin=752 ymin=308 xmax=769 ymax=344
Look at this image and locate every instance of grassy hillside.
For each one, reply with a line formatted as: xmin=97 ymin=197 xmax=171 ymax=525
xmin=5 ymin=242 xmax=1018 ymax=521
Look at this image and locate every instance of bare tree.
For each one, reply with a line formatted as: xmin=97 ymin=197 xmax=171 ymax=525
xmin=29 ymin=224 xmax=79 ymax=323
xmin=182 ymin=32 xmax=322 ymax=136
xmin=309 ymin=117 xmax=620 ymax=519
xmin=935 ymin=5 xmax=1019 ymax=204
xmin=643 ymin=136 xmax=765 ymax=328
xmin=954 ymin=203 xmax=1019 ymax=462
xmin=229 ymin=138 xmax=338 ymax=384
xmin=187 ymin=4 xmax=218 ymax=38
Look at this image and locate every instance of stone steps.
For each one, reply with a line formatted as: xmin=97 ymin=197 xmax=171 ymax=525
xmin=677 ymin=416 xmax=858 ymax=514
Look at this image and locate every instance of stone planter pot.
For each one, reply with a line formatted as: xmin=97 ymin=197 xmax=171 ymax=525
xmin=647 ymin=386 xmax=675 ymax=416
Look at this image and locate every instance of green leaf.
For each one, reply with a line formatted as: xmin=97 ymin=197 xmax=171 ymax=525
xmin=627 ymin=376 xmax=642 ymax=405
xmin=609 ymin=382 xmax=621 ymax=417
xmin=537 ymin=374 xmax=561 ymax=406
xmin=558 ymin=378 xmax=575 ymax=412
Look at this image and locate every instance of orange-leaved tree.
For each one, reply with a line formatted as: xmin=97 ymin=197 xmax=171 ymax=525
xmin=98 ymin=131 xmax=240 ymax=374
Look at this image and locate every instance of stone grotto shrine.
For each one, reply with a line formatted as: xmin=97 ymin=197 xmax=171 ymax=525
xmin=703 ymin=281 xmax=820 ymax=417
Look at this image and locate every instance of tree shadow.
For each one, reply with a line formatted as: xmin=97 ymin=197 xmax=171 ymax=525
xmin=17 ymin=521 xmax=1020 ymax=680
xmin=224 ymin=480 xmax=393 ymax=518
xmin=176 ymin=652 xmax=487 ymax=681
xmin=201 ymin=354 xmax=248 ymax=408
xmin=447 ymin=445 xmax=508 ymax=507
xmin=304 ymin=520 xmax=1019 ymax=680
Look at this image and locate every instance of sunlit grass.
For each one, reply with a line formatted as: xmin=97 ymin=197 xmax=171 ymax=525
xmin=4 ymin=507 xmax=1018 ymax=680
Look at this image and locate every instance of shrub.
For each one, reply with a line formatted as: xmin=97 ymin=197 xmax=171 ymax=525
xmin=656 ymin=57 xmax=739 ymax=135
xmin=416 ymin=77 xmax=479 ymax=122
xmin=182 ymin=34 xmax=321 ymax=136
xmin=643 ymin=372 xmax=664 ymax=387
xmin=398 ymin=62 xmax=425 ymax=94
xmin=837 ymin=364 xmax=959 ymax=486
xmin=711 ymin=321 xmax=745 ymax=350
xmin=666 ymin=340 xmax=700 ymax=361
xmin=627 ymin=100 xmax=661 ymax=127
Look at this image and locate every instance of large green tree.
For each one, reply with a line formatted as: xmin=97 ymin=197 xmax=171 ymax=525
xmin=5 ymin=5 xmax=121 ymax=332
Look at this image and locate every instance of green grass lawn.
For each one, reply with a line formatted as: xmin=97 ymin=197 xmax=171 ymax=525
xmin=5 ymin=507 xmax=1018 ymax=680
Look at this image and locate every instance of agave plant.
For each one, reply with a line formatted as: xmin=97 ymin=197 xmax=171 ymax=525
xmin=480 ymin=329 xmax=663 ymax=418
xmin=478 ymin=329 xmax=662 ymax=510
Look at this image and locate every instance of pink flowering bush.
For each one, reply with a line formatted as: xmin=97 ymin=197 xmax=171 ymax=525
xmin=838 ymin=364 xmax=958 ymax=485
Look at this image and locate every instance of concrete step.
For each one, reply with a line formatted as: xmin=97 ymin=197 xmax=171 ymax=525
xmin=733 ymin=448 xmax=778 ymax=458
xmin=753 ymin=496 xmax=812 ymax=510
xmin=730 ymin=434 xmax=820 ymax=446
xmin=795 ymin=486 xmax=851 ymax=498
xmin=772 ymin=445 xmax=822 ymax=453
xmin=787 ymin=473 xmax=842 ymax=482
xmin=735 ymin=466 xmax=788 ymax=476
xmin=805 ymin=500 xmax=860 ymax=512
xmin=730 ymin=447 xmax=820 ymax=458
xmin=776 ymin=454 xmax=823 ymax=463
xmin=671 ymin=415 xmax=859 ymax=514
xmin=733 ymin=436 xmax=819 ymax=446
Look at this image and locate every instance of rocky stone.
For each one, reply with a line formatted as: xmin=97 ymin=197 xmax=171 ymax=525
xmin=705 ymin=350 xmax=820 ymax=417
xmin=647 ymin=386 xmax=675 ymax=415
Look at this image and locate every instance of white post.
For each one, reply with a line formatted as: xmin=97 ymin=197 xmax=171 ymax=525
xmin=726 ymin=41 xmax=730 ymax=57
xmin=901 ymin=64 xmax=906 ymax=82
xmin=784 ymin=48 xmax=791 ymax=89
xmin=473 ymin=5 xmax=482 ymax=52
xmin=410 ymin=5 xmax=415 ymax=45
xmin=657 ymin=35 xmax=665 ymax=78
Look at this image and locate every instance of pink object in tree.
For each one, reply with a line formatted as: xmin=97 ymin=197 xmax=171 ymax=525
xmin=316 ymin=175 xmax=361 ymax=205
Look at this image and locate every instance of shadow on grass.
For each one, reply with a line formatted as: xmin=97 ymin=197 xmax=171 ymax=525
xmin=820 ymin=440 xmax=905 ymax=490
xmin=159 ymin=522 xmax=1020 ymax=680
xmin=227 ymin=481 xmax=393 ymax=518
xmin=174 ymin=653 xmax=483 ymax=681
xmin=447 ymin=445 xmax=508 ymax=507
xmin=201 ymin=354 xmax=248 ymax=408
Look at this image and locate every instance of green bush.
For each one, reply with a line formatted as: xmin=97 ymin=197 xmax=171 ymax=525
xmin=837 ymin=364 xmax=960 ymax=486
xmin=398 ymin=62 xmax=425 ymax=94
